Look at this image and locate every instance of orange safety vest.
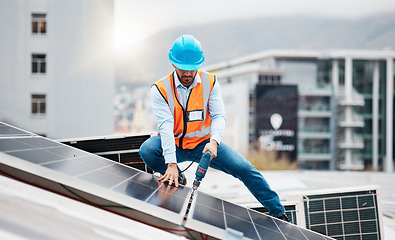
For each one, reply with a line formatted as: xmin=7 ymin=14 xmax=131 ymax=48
xmin=154 ymin=70 xmax=216 ymax=149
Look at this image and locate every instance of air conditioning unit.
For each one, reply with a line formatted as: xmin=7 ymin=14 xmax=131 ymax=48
xmin=287 ymin=185 xmax=384 ymax=240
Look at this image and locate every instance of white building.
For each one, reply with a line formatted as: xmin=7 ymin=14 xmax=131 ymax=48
xmin=0 ymin=0 xmax=114 ymax=139
xmin=205 ymin=49 xmax=395 ymax=172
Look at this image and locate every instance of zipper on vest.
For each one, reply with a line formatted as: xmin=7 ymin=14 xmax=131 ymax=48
xmin=178 ymin=88 xmax=193 ymax=149
xmin=179 ymin=109 xmax=188 ymax=149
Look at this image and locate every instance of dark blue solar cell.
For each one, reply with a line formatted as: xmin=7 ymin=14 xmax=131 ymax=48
xmin=7 ymin=149 xmax=64 ymax=164
xmin=16 ymin=137 xmax=59 ymax=148
xmin=298 ymin=228 xmax=329 ymax=240
xmin=193 ymin=192 xmax=225 ymax=229
xmin=77 ymin=166 xmax=127 ymax=189
xmin=195 ymin=191 xmax=223 ymax=210
xmin=276 ymin=220 xmax=311 ymax=240
xmin=225 ymin=213 xmax=258 ymax=239
xmin=223 ymin=201 xmax=250 ymax=219
xmin=193 ymin=203 xmax=225 ymax=229
xmin=101 ymin=163 xmax=139 ymax=180
xmin=254 ymin=223 xmax=287 ymax=239
xmin=76 ymin=155 xmax=114 ymax=168
xmin=43 ymin=159 xmax=95 ymax=177
xmin=0 ymin=139 xmax=33 ymax=152
xmin=0 ymin=124 xmax=30 ymax=136
xmin=132 ymin=171 xmax=162 ymax=189
xmin=248 ymin=209 xmax=285 ymax=239
xmin=114 ymin=177 xmax=157 ymax=201
xmin=45 ymin=146 xmax=89 ymax=159
xmin=146 ymin=183 xmax=189 ymax=213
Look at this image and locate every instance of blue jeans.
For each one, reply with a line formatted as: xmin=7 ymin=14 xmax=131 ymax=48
xmin=139 ymin=135 xmax=285 ymax=217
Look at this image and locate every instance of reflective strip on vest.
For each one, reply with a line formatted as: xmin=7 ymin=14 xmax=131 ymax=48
xmin=184 ymin=123 xmax=211 ymax=138
xmin=202 ymin=72 xmax=210 ymax=121
xmin=161 ymin=77 xmax=175 ymax=116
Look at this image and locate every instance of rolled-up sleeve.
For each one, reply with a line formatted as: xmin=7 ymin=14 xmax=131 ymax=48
xmin=151 ymin=86 xmax=177 ymax=164
xmin=208 ymin=80 xmax=226 ymax=144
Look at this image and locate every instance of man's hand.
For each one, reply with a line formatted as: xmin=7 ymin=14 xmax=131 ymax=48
xmin=202 ymin=139 xmax=218 ymax=159
xmin=157 ymin=163 xmax=179 ymax=188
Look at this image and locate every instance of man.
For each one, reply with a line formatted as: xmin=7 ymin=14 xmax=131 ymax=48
xmin=139 ymin=35 xmax=289 ymax=221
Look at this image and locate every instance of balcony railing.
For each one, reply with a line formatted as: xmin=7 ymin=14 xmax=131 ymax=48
xmin=337 ymin=157 xmax=364 ymax=170
xmin=337 ymin=88 xmax=365 ymax=106
xmin=299 ymin=126 xmax=330 ymax=132
xmin=337 ymin=108 xmax=365 ymax=128
xmin=299 ymin=103 xmax=330 ymax=111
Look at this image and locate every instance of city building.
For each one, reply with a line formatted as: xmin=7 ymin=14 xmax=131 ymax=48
xmin=113 ymin=84 xmax=156 ymax=135
xmin=204 ymin=49 xmax=395 ymax=172
xmin=0 ymin=0 xmax=114 ymax=139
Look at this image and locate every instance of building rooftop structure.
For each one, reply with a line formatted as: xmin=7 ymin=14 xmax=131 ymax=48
xmin=206 ymin=49 xmax=395 ymax=71
xmin=204 ymin=48 xmax=395 ymax=172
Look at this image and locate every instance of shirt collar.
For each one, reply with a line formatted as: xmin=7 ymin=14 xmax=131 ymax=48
xmin=173 ymin=71 xmax=201 ymax=90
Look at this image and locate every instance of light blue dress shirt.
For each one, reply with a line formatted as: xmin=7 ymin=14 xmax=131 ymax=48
xmin=151 ymin=71 xmax=226 ymax=164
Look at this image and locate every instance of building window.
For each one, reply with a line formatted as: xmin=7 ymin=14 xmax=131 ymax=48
xmin=31 ymin=94 xmax=46 ymax=115
xmin=32 ymin=54 xmax=46 ymax=74
xmin=32 ymin=13 xmax=46 ymax=34
xmin=258 ymin=74 xmax=281 ymax=85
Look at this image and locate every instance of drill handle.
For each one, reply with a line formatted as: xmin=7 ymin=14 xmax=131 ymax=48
xmin=203 ymin=150 xmax=211 ymax=160
xmin=195 ymin=150 xmax=212 ymax=181
xmin=200 ymin=150 xmax=212 ymax=169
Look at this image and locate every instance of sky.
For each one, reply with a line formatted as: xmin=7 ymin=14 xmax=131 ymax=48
xmin=113 ymin=0 xmax=395 ymax=50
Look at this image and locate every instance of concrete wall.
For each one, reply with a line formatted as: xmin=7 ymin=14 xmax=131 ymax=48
xmin=0 ymin=0 xmax=114 ymax=139
xmin=219 ymin=75 xmax=251 ymax=155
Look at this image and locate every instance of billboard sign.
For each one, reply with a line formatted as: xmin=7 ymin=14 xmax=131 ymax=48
xmin=255 ymin=85 xmax=298 ymax=161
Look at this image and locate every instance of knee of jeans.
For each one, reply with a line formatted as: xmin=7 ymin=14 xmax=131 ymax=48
xmin=139 ymin=140 xmax=154 ymax=160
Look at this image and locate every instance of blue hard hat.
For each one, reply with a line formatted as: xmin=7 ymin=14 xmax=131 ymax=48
xmin=168 ymin=35 xmax=205 ymax=71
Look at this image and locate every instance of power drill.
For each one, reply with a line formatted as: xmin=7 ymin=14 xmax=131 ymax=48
xmin=192 ymin=150 xmax=212 ymax=190
xmin=182 ymin=150 xmax=212 ymax=223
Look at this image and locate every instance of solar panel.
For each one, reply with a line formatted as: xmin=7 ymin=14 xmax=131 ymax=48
xmin=185 ymin=191 xmax=334 ymax=240
xmin=288 ymin=186 xmax=384 ymax=240
xmin=0 ymin=123 xmax=186 ymax=225
xmin=305 ymin=189 xmax=382 ymax=240
xmin=0 ymin=122 xmax=335 ymax=240
xmin=0 ymin=123 xmax=31 ymax=136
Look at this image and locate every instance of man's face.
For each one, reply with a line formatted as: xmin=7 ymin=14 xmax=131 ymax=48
xmin=174 ymin=66 xmax=197 ymax=88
